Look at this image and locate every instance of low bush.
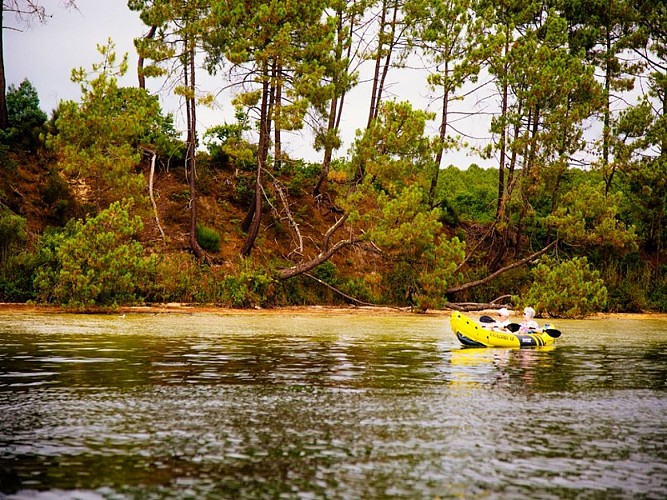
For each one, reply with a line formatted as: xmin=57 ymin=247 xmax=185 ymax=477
xmin=517 ymin=256 xmax=607 ymax=318
xmin=33 ymin=200 xmax=156 ymax=309
xmin=196 ymin=224 xmax=221 ymax=253
xmin=221 ymin=262 xmax=275 ymax=308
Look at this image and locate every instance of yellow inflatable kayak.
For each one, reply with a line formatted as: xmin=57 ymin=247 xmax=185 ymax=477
xmin=450 ymin=311 xmax=559 ymax=348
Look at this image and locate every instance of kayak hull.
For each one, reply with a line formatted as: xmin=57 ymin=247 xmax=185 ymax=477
xmin=450 ymin=311 xmax=556 ymax=348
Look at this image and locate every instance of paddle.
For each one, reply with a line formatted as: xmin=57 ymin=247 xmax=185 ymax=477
xmin=479 ymin=315 xmax=496 ymax=323
xmin=506 ymin=323 xmax=562 ymax=337
xmin=544 ymin=328 xmax=562 ymax=338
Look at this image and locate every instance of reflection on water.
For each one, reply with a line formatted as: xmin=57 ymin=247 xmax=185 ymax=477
xmin=1 ymin=311 xmax=666 ymax=498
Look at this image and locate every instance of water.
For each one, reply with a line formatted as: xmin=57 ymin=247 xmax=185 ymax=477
xmin=1 ymin=310 xmax=666 ymax=498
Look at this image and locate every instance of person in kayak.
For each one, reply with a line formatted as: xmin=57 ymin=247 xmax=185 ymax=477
xmin=494 ymin=308 xmax=511 ymax=331
xmin=519 ymin=307 xmax=540 ymax=333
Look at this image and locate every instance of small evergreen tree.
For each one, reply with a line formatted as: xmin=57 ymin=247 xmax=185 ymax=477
xmin=1 ymin=79 xmax=47 ymax=152
xmin=33 ymin=199 xmax=156 ymax=308
xmin=519 ymin=256 xmax=608 ymax=318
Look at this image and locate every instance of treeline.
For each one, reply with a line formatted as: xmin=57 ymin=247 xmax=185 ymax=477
xmin=0 ymin=0 xmax=665 ymax=316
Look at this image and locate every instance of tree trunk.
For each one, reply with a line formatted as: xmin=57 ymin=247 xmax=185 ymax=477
xmin=0 ymin=7 xmax=8 ymax=130
xmin=240 ymin=66 xmax=271 ymax=257
xmin=367 ymin=0 xmax=387 ymax=128
xmin=430 ymin=63 xmax=450 ymax=206
xmin=273 ymin=62 xmax=282 ymax=171
xmin=495 ymin=30 xmax=510 ymax=221
xmin=374 ymin=0 xmax=398 ymax=119
xmin=313 ymin=97 xmax=337 ymax=197
xmin=603 ymin=28 xmax=612 ymax=194
xmin=137 ymin=25 xmax=157 ymax=90
xmin=314 ymin=7 xmax=351 ymax=197
xmin=514 ymin=106 xmax=540 ymax=254
xmin=185 ymin=44 xmax=204 ymax=259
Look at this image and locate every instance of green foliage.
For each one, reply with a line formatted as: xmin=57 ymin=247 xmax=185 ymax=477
xmin=195 ymin=224 xmax=221 ymax=253
xmin=414 ymin=236 xmax=466 ymax=310
xmin=381 ymin=236 xmax=466 ymax=310
xmin=40 ymin=169 xmax=75 ymax=226
xmin=0 ymin=206 xmax=27 ymax=265
xmin=47 ymin=39 xmax=178 ymax=212
xmin=518 ymin=256 xmax=608 ymax=318
xmin=437 ymin=165 xmax=497 ymax=223
xmin=284 ymin=161 xmax=320 ymax=196
xmin=547 ymin=182 xmax=638 ymax=256
xmin=647 ymin=271 xmax=667 ymax=312
xmin=606 ymin=280 xmax=647 ymax=313
xmin=202 ymin=109 xmax=254 ymax=169
xmin=0 ymin=207 xmax=32 ymax=301
xmin=150 ymin=257 xmax=278 ymax=308
xmin=234 ymin=175 xmax=255 ymax=206
xmin=221 ymin=259 xmax=275 ymax=308
xmin=0 ymin=251 xmax=38 ymax=302
xmin=382 ymin=261 xmax=420 ymax=306
xmin=148 ymin=253 xmax=200 ymax=304
xmin=340 ymin=276 xmax=378 ymax=304
xmin=598 ymin=253 xmax=652 ymax=313
xmin=32 ymin=200 xmax=156 ymax=308
xmin=0 ymin=145 xmax=17 ymax=172
xmin=312 ymin=260 xmax=338 ymax=284
xmin=1 ymin=79 xmax=48 ymax=152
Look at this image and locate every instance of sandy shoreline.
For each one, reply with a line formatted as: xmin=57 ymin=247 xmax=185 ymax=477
xmin=1 ymin=302 xmax=666 ymax=320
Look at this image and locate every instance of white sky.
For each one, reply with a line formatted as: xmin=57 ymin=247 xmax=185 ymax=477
xmin=4 ymin=0 xmax=493 ymax=166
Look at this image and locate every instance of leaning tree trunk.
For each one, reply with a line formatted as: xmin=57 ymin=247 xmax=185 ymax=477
xmin=444 ymin=240 xmax=558 ymax=296
xmin=603 ymin=29 xmax=613 ymax=195
xmin=275 ymin=213 xmax=355 ymax=280
xmin=313 ymin=95 xmax=338 ymax=197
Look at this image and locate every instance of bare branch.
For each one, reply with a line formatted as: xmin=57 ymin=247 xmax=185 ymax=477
xmin=274 ymin=181 xmax=304 ymax=257
xmin=445 ymin=239 xmax=558 ymax=295
xmin=276 ymin=236 xmax=358 ymax=280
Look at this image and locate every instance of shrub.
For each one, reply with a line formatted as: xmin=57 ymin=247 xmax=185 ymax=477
xmin=0 ymin=207 xmax=27 ymax=266
xmin=0 ymin=251 xmax=38 ymax=302
xmin=41 ymin=169 xmax=75 ymax=225
xmin=221 ymin=260 xmax=275 ymax=308
xmin=33 ymin=200 xmax=156 ymax=308
xmin=517 ymin=256 xmax=607 ymax=318
xmin=148 ymin=253 xmax=201 ymax=304
xmin=196 ymin=224 xmax=221 ymax=253
xmin=647 ymin=270 xmax=667 ymax=312
xmin=0 ymin=208 xmax=35 ymax=301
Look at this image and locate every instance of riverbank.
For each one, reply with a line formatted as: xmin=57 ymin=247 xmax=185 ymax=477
xmin=1 ymin=302 xmax=666 ymax=319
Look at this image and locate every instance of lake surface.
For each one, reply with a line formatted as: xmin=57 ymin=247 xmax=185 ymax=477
xmin=1 ymin=309 xmax=666 ymax=499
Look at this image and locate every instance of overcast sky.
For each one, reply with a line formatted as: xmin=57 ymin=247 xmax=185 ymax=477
xmin=6 ymin=1 xmax=143 ymax=110
xmin=4 ymin=0 xmax=491 ymax=166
